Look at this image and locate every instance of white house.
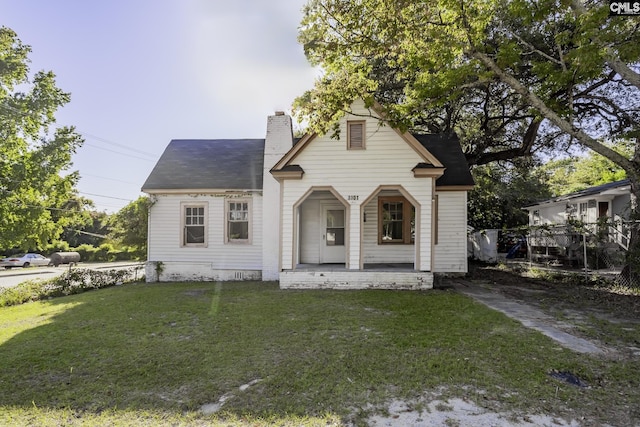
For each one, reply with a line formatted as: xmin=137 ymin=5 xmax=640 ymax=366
xmin=142 ymin=99 xmax=474 ymax=289
xmin=524 ymin=180 xmax=632 ymax=227
xmin=523 ymin=179 xmax=633 ymax=255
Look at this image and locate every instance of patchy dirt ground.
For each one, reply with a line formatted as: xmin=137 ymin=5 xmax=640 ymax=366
xmin=362 ymin=263 xmax=640 ymax=427
xmin=366 ymin=395 xmax=582 ymax=427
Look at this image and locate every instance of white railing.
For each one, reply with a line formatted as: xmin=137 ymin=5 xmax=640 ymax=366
xmin=607 ymin=223 xmax=630 ymax=251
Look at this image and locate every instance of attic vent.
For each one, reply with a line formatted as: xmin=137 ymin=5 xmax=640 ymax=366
xmin=347 ymin=121 xmax=365 ymax=149
xmin=234 ymin=271 xmax=244 ymax=280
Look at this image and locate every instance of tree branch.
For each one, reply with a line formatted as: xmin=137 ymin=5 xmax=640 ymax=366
xmin=471 ymin=50 xmax=635 ymax=174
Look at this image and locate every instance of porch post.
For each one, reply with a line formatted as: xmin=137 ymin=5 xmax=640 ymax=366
xmin=348 ymin=203 xmax=361 ymax=269
xmin=417 ymin=184 xmax=434 ymax=272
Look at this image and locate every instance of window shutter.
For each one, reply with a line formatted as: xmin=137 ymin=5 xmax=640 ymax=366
xmin=348 ymin=122 xmax=363 ymax=149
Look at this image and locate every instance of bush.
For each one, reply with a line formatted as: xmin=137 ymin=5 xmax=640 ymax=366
xmin=45 ymin=240 xmax=71 ymax=254
xmin=74 ymin=244 xmax=97 ymax=262
xmin=0 ymin=266 xmax=145 ymax=307
xmin=96 ymin=243 xmax=115 ymax=262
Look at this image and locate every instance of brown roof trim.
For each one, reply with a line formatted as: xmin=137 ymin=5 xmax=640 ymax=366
xmin=435 ymin=185 xmax=475 ymax=191
xmin=272 ymin=133 xmax=317 ymax=170
xmin=412 ymin=165 xmax=445 ymax=178
xmin=400 ymin=130 xmax=444 ymax=167
xmin=271 ymin=167 xmax=304 ymax=181
xmin=370 ymin=100 xmax=443 ymax=167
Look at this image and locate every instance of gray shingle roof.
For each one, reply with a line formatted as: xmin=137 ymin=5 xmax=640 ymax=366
xmin=524 ymin=179 xmax=630 ymax=207
xmin=413 ymin=133 xmax=475 ymax=187
xmin=142 ymin=133 xmax=474 ymax=192
xmin=142 ymin=139 xmax=265 ymax=191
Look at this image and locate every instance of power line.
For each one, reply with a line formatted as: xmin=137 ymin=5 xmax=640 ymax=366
xmin=81 ymin=173 xmax=140 ymax=185
xmin=82 ymin=142 xmax=157 ymax=162
xmin=78 ymin=191 xmax=134 ymax=201
xmin=79 ymin=131 xmax=158 ymax=158
xmin=1 ymin=101 xmax=160 ymax=161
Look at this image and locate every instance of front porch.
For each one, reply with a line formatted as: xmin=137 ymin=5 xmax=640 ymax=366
xmin=279 ymin=263 xmax=434 ymax=290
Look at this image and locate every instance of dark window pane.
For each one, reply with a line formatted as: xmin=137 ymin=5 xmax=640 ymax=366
xmin=326 ymin=228 xmax=344 ymax=246
xmin=185 ymin=225 xmax=205 ymax=244
xmin=229 ymin=221 xmax=248 ymax=240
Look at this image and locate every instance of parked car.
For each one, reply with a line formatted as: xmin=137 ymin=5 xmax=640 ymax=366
xmin=0 ymin=253 xmax=52 ymax=269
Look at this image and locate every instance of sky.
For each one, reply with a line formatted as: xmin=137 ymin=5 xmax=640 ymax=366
xmin=1 ymin=0 xmax=318 ymax=212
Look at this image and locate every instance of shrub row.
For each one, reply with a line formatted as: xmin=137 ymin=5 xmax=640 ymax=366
xmin=0 ymin=266 xmax=145 ymax=307
xmin=43 ymin=242 xmax=145 ymax=262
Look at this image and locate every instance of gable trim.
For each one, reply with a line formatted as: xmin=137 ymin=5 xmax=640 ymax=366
xmin=272 ymin=133 xmax=317 ymax=171
xmin=272 ymin=100 xmax=445 ymax=171
xmin=370 ymin=100 xmax=443 ymax=167
xmin=396 ymin=130 xmax=444 ymax=167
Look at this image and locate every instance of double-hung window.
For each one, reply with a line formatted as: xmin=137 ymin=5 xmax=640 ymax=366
xmin=227 ymin=200 xmax=251 ymax=243
xmin=378 ymin=196 xmax=415 ymax=244
xmin=183 ymin=204 xmax=207 ymax=246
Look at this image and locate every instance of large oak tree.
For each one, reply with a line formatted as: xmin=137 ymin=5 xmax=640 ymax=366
xmin=0 ymin=27 xmax=84 ymax=250
xmin=295 ymin=0 xmax=640 ymax=282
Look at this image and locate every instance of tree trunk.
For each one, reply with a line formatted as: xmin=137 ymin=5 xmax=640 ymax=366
xmin=626 ymin=178 xmax=640 ymax=287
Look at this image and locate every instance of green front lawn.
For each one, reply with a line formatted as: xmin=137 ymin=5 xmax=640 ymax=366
xmin=0 ymin=282 xmax=637 ymax=426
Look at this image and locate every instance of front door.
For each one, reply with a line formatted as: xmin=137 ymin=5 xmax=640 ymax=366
xmin=321 ymin=205 xmax=345 ymax=263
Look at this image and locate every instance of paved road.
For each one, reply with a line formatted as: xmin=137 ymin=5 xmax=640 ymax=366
xmin=0 ymin=261 xmax=145 ymax=289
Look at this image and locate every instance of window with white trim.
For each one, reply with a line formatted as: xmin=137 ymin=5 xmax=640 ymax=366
xmin=347 ymin=120 xmax=365 ymax=149
xmin=226 ymin=200 xmax=251 ymax=243
xmin=182 ymin=204 xmax=207 ymax=246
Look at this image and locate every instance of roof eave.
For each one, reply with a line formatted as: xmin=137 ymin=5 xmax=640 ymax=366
xmin=436 ymin=185 xmax=475 ymax=191
xmin=142 ymin=188 xmax=262 ymax=194
xmin=412 ymin=166 xmax=445 ymax=178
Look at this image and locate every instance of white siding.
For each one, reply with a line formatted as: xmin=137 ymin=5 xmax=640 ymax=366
xmin=433 ymin=191 xmax=468 ymax=273
xmin=147 ymin=192 xmax=263 ymax=278
xmin=281 ymin=100 xmax=434 ymax=271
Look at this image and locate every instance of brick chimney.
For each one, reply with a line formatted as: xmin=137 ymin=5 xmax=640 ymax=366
xmin=262 ymin=111 xmax=293 ymax=281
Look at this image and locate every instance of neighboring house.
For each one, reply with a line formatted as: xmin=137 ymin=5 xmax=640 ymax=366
xmin=142 ymin=99 xmax=474 ymax=289
xmin=524 ymin=180 xmax=632 ymax=228
xmin=523 ymin=179 xmax=633 ymax=262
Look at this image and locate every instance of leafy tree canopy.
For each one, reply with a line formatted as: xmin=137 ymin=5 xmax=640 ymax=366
xmin=296 ymin=0 xmax=640 ymax=281
xmin=108 ymin=196 xmax=151 ymax=254
xmin=469 ymin=160 xmax=551 ymax=230
xmin=0 ymin=26 xmax=84 ymax=250
xmin=542 ymin=140 xmax=631 ymax=196
xmin=295 ymin=0 xmax=639 ymax=176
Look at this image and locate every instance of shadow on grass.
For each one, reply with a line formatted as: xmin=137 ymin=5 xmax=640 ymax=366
xmin=0 ymin=281 xmax=638 ymax=425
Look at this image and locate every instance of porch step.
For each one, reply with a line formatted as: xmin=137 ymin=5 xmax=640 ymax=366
xmin=279 ymin=270 xmax=434 ymax=290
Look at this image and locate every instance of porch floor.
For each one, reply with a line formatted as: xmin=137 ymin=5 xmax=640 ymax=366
xmin=295 ymin=263 xmax=415 ymax=271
